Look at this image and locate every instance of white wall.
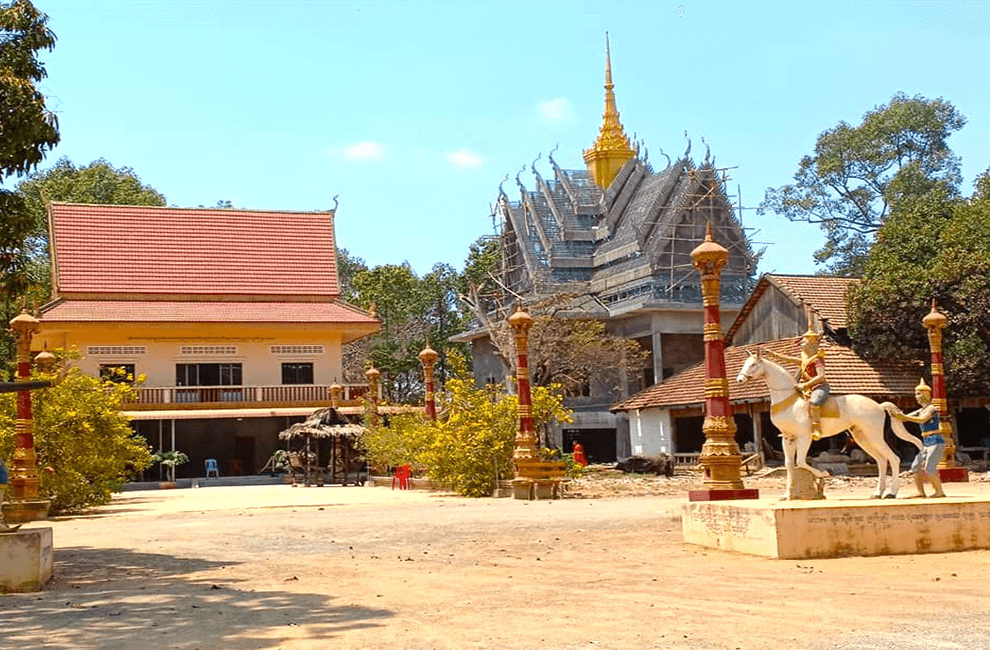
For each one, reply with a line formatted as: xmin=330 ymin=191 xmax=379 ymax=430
xmin=628 ymin=408 xmax=673 ymax=456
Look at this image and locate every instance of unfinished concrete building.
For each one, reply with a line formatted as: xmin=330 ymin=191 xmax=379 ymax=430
xmin=454 ymin=39 xmax=756 ymax=461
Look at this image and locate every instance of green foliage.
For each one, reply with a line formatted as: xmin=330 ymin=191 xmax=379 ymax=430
xmin=361 ymin=353 xmax=572 ymax=497
xmin=848 ymin=173 xmax=990 ymax=395
xmin=0 ymin=1 xmax=58 ymax=369
xmin=0 ymin=0 xmax=58 ymax=179
xmin=0 ymin=360 xmax=153 ymax=513
xmin=150 ymin=450 xmax=189 ymax=482
xmin=343 ymin=261 xmax=469 ymax=400
xmin=760 ymin=93 xmax=966 ymax=274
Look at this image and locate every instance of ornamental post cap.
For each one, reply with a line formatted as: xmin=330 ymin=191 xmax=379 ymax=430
xmin=10 ymin=309 xmax=40 ymax=333
xmin=915 ymin=377 xmax=932 ymax=395
xmin=418 ymin=344 xmax=438 ymax=365
xmin=690 ymin=222 xmax=728 ymax=265
xmin=364 ymin=365 xmax=380 ymax=380
xmin=922 ymin=300 xmax=947 ymax=330
xmin=508 ymin=306 xmax=533 ymax=329
xmin=34 ymin=348 xmax=56 ymax=370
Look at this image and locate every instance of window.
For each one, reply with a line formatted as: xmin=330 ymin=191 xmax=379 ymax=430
xmin=100 ymin=364 xmax=135 ymax=384
xmin=88 ymin=346 xmax=146 ymax=356
xmin=175 ymin=363 xmax=242 ymax=386
xmin=271 ymin=345 xmax=324 ymax=355
xmin=282 ymin=362 xmax=314 ymax=385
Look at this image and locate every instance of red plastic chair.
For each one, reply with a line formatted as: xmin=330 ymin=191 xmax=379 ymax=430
xmin=391 ymin=464 xmax=411 ymax=490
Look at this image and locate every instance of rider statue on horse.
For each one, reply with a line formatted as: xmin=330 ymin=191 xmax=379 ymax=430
xmin=762 ymin=317 xmax=830 ymax=440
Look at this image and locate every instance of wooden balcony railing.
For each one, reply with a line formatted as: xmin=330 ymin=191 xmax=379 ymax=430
xmin=128 ymin=383 xmax=374 ymax=410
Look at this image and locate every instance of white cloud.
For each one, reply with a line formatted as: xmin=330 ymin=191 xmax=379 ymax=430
xmin=446 ymin=148 xmax=483 ymax=169
xmin=341 ymin=141 xmax=384 ymax=161
xmin=537 ymin=97 xmax=574 ymax=123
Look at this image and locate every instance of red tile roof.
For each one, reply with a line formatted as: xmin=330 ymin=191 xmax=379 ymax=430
xmin=613 ymin=338 xmax=921 ymax=412
xmin=49 ymin=203 xmax=340 ymax=297
xmin=771 ymin=275 xmax=859 ymax=329
xmin=725 ymin=274 xmax=859 ymax=343
xmin=40 ymin=299 xmax=378 ymax=325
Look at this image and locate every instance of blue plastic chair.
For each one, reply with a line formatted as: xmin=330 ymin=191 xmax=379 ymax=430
xmin=205 ymin=458 xmax=219 ymax=478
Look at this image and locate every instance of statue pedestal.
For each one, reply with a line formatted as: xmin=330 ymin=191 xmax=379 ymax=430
xmin=688 ymin=488 xmax=760 ymax=502
xmin=0 ymin=527 xmax=53 ymax=592
xmin=682 ymin=496 xmax=990 ymax=559
xmin=938 ymin=467 xmax=969 ymax=483
xmin=2 ymin=499 xmax=51 ymax=524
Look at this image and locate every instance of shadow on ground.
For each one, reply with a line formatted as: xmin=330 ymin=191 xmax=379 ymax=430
xmin=0 ymin=546 xmax=393 ymax=650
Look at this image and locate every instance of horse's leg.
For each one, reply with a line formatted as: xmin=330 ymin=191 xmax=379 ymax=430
xmin=794 ymin=432 xmax=829 ymax=479
xmin=853 ymin=426 xmax=892 ymax=499
xmin=781 ymin=436 xmax=796 ymax=500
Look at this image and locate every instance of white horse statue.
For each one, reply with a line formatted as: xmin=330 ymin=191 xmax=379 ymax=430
xmin=737 ymin=350 xmax=922 ymax=500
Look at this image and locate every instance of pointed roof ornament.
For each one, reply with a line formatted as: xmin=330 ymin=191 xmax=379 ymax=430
xmin=583 ymin=33 xmax=636 ymax=189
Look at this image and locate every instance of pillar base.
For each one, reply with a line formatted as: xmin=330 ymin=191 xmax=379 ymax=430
xmin=2 ymin=500 xmax=51 ymax=524
xmin=938 ymin=467 xmax=969 ymax=483
xmin=0 ymin=526 xmax=53 ymax=592
xmin=688 ymin=488 xmax=760 ymax=502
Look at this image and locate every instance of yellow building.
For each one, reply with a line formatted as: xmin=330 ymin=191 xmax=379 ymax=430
xmin=37 ymin=202 xmax=379 ymax=479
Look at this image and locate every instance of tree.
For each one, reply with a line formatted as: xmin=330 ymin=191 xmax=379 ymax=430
xmin=459 ymin=291 xmax=649 ymax=395
xmin=848 ymin=172 xmax=990 ymax=396
xmin=360 ymin=353 xmax=573 ymax=497
xmin=760 ymin=93 xmax=966 ymax=274
xmin=341 ymin=260 xmax=470 ymax=401
xmin=0 ymin=0 xmax=58 ymax=326
xmin=0 ymin=361 xmax=154 ymax=514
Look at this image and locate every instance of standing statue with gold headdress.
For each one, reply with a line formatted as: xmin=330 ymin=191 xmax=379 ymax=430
xmin=891 ymin=378 xmax=945 ymax=498
xmin=762 ymin=312 xmax=830 ymax=440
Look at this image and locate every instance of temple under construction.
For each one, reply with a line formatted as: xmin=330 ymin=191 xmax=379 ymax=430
xmin=456 ymin=37 xmax=757 ymax=461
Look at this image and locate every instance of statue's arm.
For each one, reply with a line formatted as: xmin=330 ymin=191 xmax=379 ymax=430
xmin=797 ymin=373 xmax=825 ymax=392
xmin=762 ymin=349 xmax=801 ymax=365
xmin=895 ymin=404 xmax=938 ymax=424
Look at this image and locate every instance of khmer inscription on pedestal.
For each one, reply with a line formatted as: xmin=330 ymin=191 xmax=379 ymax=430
xmin=682 ymin=497 xmax=990 ymax=559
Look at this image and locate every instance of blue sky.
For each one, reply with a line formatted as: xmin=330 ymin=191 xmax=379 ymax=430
xmin=24 ymin=0 xmax=990 ymax=277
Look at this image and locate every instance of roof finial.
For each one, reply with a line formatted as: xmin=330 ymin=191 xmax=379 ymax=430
xmin=605 ymin=31 xmax=613 ymax=89
xmin=582 ymin=33 xmax=635 ymax=189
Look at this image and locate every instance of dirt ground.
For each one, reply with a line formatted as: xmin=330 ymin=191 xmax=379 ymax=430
xmin=4 ymin=469 xmax=990 ymax=650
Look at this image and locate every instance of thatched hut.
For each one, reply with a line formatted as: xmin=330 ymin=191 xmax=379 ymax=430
xmin=278 ymin=407 xmax=367 ymax=486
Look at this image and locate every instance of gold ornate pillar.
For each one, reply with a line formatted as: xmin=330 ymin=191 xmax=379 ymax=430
xmin=418 ymin=343 xmax=438 ymax=421
xmin=329 ymin=381 xmax=343 ymax=409
xmin=922 ymin=302 xmax=968 ymax=482
xmin=688 ymin=224 xmax=758 ymax=501
xmin=364 ymin=365 xmax=380 ymax=428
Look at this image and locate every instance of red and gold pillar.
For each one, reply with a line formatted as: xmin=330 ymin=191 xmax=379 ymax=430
xmin=418 ymin=343 xmax=438 ymax=421
xmin=5 ymin=310 xmax=51 ymax=523
xmin=923 ymin=301 xmax=968 ymax=482
xmin=508 ymin=307 xmax=546 ymax=499
xmin=364 ymin=364 xmax=381 ymax=428
xmin=688 ymin=224 xmax=758 ymax=501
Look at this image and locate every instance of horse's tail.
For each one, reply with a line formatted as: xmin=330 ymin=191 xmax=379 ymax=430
xmin=880 ymin=402 xmax=924 ymax=450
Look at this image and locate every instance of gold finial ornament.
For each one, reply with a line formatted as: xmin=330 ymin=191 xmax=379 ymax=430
xmin=583 ymin=33 xmax=636 ymax=189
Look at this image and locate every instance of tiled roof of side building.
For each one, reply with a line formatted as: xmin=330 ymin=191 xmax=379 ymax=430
xmin=771 ymin=275 xmax=860 ymax=329
xmin=612 ymin=338 xmax=921 ymax=412
xmin=49 ymin=203 xmax=340 ymax=296
xmin=40 ymin=300 xmax=378 ymax=324
xmin=725 ymin=274 xmax=860 ymax=343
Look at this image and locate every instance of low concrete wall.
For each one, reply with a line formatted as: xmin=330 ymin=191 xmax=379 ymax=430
xmin=683 ymin=497 xmax=990 ymax=559
xmin=0 ymin=527 xmax=53 ymax=593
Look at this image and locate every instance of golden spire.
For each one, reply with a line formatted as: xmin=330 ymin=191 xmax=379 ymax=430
xmin=583 ymin=32 xmax=636 ymax=189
